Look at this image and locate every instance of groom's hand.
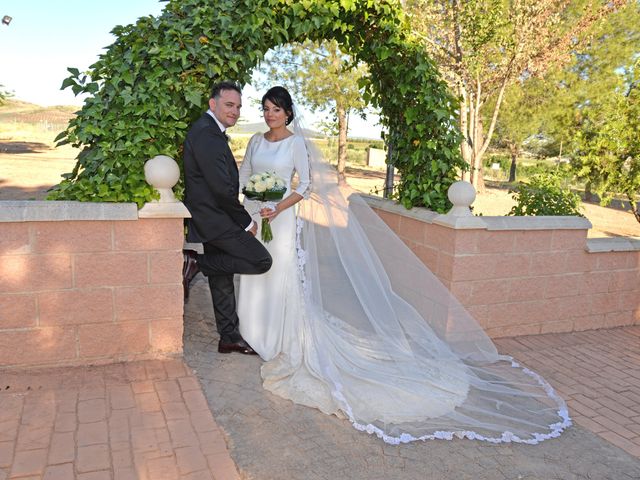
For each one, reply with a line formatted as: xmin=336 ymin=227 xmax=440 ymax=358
xmin=248 ymin=222 xmax=258 ymax=236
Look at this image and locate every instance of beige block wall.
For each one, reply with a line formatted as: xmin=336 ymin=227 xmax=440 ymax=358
xmin=0 ymin=218 xmax=185 ymax=368
xmin=372 ymin=204 xmax=640 ymax=339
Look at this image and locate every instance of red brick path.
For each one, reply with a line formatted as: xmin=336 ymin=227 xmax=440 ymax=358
xmin=496 ymin=325 xmax=640 ymax=458
xmin=0 ymin=359 xmax=239 ymax=480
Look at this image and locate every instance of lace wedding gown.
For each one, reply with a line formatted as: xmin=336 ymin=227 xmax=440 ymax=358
xmin=237 ymin=132 xmax=570 ymax=444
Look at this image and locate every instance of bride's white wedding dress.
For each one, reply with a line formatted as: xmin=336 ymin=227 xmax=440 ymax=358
xmin=238 ymin=133 xmax=310 ymax=361
xmin=237 ymin=131 xmax=570 ymax=444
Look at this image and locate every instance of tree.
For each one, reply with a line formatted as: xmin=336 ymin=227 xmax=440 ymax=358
xmin=572 ymin=58 xmax=640 ymax=223
xmin=490 ymin=79 xmax=548 ymax=182
xmin=0 ymin=85 xmax=11 ymax=105
xmin=508 ymin=1 xmax=640 ymax=204
xmin=557 ymin=2 xmax=639 ymax=203
xmin=406 ymin=0 xmax=629 ymax=192
xmin=256 ymin=40 xmax=368 ymax=180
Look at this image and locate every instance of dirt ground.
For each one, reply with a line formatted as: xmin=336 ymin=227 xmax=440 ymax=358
xmin=0 ymin=142 xmax=77 ymax=201
xmin=0 ymin=140 xmax=637 ymax=239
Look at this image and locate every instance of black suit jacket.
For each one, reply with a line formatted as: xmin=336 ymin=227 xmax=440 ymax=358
xmin=183 ymin=112 xmax=252 ymax=243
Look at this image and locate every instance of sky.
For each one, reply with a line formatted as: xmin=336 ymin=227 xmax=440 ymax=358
xmin=0 ymin=0 xmax=381 ymax=138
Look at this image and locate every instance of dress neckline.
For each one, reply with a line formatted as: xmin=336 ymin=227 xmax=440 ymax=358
xmin=262 ymin=133 xmax=295 ymax=144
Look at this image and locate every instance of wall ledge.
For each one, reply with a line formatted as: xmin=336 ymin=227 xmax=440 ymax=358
xmin=361 ymin=195 xmax=593 ymax=231
xmin=138 ymin=201 xmax=191 ymax=219
xmin=0 ymin=201 xmax=138 ymax=222
xmin=480 ymin=215 xmax=592 ymax=231
xmin=361 ymin=194 xmax=439 ymax=224
xmin=433 ymin=215 xmax=488 ymax=229
xmin=586 ymin=236 xmax=640 ymax=253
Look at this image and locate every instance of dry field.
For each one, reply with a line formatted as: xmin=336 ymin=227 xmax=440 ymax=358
xmin=0 ymin=126 xmax=637 ymax=239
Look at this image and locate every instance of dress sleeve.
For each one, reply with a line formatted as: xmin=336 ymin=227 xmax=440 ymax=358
xmin=238 ymin=133 xmax=260 ymax=192
xmin=292 ymin=136 xmax=311 ymax=198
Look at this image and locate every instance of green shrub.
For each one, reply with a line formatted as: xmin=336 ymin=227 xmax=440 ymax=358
xmin=347 ymin=149 xmax=367 ymax=166
xmin=509 ymin=173 xmax=583 ymax=216
xmin=518 ymin=161 xmax=558 ymax=178
xmin=228 ymin=135 xmax=250 ymax=153
xmin=484 ymin=154 xmax=510 ymax=171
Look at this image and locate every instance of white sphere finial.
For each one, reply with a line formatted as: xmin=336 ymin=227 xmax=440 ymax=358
xmin=144 ymin=155 xmax=180 ymax=203
xmin=446 ymin=181 xmax=476 ymax=217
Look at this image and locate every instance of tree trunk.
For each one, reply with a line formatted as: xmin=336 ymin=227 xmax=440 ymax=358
xmin=584 ymin=180 xmax=593 ymax=202
xmin=472 ymin=156 xmax=486 ymax=192
xmin=508 ymin=143 xmax=518 ymax=182
xmin=471 ymin=75 xmax=509 ymax=193
xmin=471 ymin=114 xmax=486 ymax=193
xmin=336 ymin=105 xmax=348 ymax=184
xmin=628 ymin=194 xmax=640 ymax=224
xmin=459 ymin=88 xmax=472 ymax=182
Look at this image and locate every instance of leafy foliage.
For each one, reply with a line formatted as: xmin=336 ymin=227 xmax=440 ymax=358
xmin=406 ymin=0 xmax=627 ymax=192
xmin=509 ymin=2 xmax=640 ymax=218
xmin=572 ymin=59 xmax=640 ymax=223
xmin=509 ymin=173 xmax=583 ymax=217
xmin=490 ymin=78 xmax=553 ymax=181
xmin=48 ymin=0 xmax=463 ymax=212
xmin=0 ymin=84 xmax=12 ymax=105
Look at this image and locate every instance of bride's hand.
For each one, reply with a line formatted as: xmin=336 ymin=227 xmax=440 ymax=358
xmin=260 ymin=205 xmax=281 ymax=223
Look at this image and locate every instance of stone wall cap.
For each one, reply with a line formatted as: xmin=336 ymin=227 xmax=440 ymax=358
xmin=362 ymin=195 xmax=593 ymax=232
xmin=361 ymin=195 xmax=439 ymax=224
xmin=586 ymin=236 xmax=640 ymax=252
xmin=478 ymin=216 xmax=592 ymax=231
xmin=138 ymin=201 xmax=191 ymax=219
xmin=433 ymin=214 xmax=488 ymax=229
xmin=0 ymin=201 xmax=139 ymax=222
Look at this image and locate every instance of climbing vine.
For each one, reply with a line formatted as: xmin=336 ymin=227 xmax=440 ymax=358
xmin=49 ymin=0 xmax=464 ymax=211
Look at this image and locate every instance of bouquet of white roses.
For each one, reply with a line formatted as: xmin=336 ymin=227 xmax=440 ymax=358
xmin=242 ymin=171 xmax=287 ymax=242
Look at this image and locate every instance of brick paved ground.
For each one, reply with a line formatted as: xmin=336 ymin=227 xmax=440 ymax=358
xmin=494 ymin=326 xmax=640 ymax=459
xmin=0 ymin=358 xmax=239 ymax=480
xmin=184 ymin=276 xmax=640 ymax=480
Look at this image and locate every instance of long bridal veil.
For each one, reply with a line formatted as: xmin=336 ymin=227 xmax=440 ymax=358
xmin=271 ymin=111 xmax=570 ymax=444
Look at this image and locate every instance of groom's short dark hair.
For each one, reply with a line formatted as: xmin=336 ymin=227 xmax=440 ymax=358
xmin=210 ymin=81 xmax=241 ymax=100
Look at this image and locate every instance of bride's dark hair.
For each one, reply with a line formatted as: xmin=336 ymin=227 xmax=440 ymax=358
xmin=262 ymin=86 xmax=295 ymax=125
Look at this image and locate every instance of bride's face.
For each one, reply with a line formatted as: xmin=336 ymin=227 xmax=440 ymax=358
xmin=262 ymin=99 xmax=289 ymax=130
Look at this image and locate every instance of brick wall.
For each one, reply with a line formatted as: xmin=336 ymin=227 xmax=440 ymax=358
xmin=0 ymin=202 xmax=185 ymax=368
xmin=369 ymin=198 xmax=640 ymax=339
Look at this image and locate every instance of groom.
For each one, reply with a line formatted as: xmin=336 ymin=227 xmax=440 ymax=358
xmin=183 ymin=81 xmax=272 ymax=355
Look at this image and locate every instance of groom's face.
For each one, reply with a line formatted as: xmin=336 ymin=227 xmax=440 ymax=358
xmin=209 ymin=89 xmax=242 ymax=129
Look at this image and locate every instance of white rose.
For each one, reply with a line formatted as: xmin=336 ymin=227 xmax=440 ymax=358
xmin=264 ymin=177 xmax=276 ymax=189
xmin=274 ymin=179 xmax=285 ymax=189
xmin=250 ymin=174 xmax=262 ymax=182
xmin=246 ymin=180 xmax=255 ymax=190
xmin=254 ymin=181 xmax=267 ymax=192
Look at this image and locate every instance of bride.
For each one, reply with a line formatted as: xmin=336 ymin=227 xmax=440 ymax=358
xmin=237 ymin=86 xmax=570 ymax=444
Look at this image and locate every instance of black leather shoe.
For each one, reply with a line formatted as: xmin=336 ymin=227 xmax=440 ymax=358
xmin=182 ymin=249 xmax=199 ymax=301
xmin=218 ymin=339 xmax=258 ymax=355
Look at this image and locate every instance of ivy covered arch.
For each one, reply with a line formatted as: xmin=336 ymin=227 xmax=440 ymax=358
xmin=49 ymin=0 xmax=464 ymax=211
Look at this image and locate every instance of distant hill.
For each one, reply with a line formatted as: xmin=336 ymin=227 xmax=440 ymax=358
xmin=0 ymin=101 xmax=327 ymax=138
xmin=229 ymin=121 xmax=325 ymax=138
xmin=0 ymin=99 xmax=77 ymax=126
xmin=228 ymin=121 xmax=268 ymax=135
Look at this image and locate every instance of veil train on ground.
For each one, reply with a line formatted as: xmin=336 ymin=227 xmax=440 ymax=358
xmin=259 ymin=110 xmax=571 ymax=445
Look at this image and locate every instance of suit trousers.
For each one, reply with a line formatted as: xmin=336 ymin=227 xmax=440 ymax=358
xmin=200 ymin=228 xmax=272 ymax=343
